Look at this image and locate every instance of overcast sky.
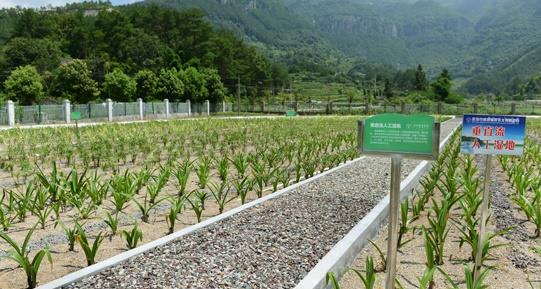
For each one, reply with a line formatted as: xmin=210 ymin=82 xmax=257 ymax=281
xmin=0 ymin=0 xmax=141 ymax=8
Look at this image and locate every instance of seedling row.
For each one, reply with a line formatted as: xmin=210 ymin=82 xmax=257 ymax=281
xmin=0 ymin=117 xmax=358 ymax=289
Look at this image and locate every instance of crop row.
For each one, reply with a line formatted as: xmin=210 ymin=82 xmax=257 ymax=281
xmin=0 ymin=117 xmax=358 ymax=289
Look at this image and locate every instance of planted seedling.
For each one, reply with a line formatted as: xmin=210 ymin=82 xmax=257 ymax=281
xmin=0 ymin=205 xmax=15 ymax=231
xmin=166 ymin=196 xmax=185 ymax=234
xmin=418 ymin=267 xmax=437 ymax=289
xmin=59 ymin=222 xmax=78 ymax=251
xmin=397 ymin=198 xmax=415 ymax=249
xmin=187 ymin=198 xmax=204 ymax=223
xmin=424 ymin=191 xmax=462 ymax=265
xmin=232 ymin=176 xmax=252 ymax=205
xmin=0 ymin=225 xmax=53 ymax=289
xmin=103 ymin=212 xmax=120 ymax=239
xmin=35 ymin=162 xmax=64 ymax=202
xmin=231 ymin=154 xmax=249 ymax=179
xmin=196 ymin=158 xmax=211 ymax=189
xmin=174 ymin=160 xmax=193 ymax=197
xmin=209 ymin=181 xmax=234 ymax=214
xmin=325 ymin=272 xmax=341 ymax=289
xmin=349 ymin=256 xmax=377 ymax=289
xmin=440 ymin=265 xmax=490 ymax=289
xmin=133 ymin=192 xmax=166 ymax=223
xmin=76 ymin=223 xmax=104 ymax=266
xmin=121 ymin=222 xmax=143 ymax=249
xmin=368 ymin=240 xmax=386 ymax=272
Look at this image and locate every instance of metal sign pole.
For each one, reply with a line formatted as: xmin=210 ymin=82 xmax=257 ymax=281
xmin=385 ymin=155 xmax=402 ymax=289
xmin=473 ymin=154 xmax=493 ymax=282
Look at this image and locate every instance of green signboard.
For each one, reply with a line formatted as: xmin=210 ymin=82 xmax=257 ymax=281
xmin=286 ymin=110 xmax=297 ymax=117
xmin=361 ymin=114 xmax=438 ymax=158
xmin=71 ymin=111 xmax=81 ymax=120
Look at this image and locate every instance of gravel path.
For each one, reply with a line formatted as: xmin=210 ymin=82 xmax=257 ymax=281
xmin=64 ymin=119 xmax=461 ymax=289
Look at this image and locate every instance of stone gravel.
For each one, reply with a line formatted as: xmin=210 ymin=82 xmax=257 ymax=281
xmin=63 ymin=118 xmax=461 ymax=289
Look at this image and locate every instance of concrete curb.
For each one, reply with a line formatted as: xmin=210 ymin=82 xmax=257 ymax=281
xmin=36 ymin=155 xmax=368 ymax=289
xmin=294 ymin=118 xmax=461 ymax=289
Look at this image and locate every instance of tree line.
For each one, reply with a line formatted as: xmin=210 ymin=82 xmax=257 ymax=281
xmin=345 ymin=62 xmax=460 ymax=104
xmin=0 ymin=3 xmax=290 ymax=105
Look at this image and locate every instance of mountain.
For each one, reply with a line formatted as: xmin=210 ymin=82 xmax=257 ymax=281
xmin=143 ymin=0 xmax=351 ymax=73
xmin=284 ymin=0 xmax=541 ymax=94
xmin=459 ymin=0 xmax=541 ymax=94
xmin=284 ymin=0 xmax=474 ymax=75
xmin=5 ymin=0 xmax=540 ymax=96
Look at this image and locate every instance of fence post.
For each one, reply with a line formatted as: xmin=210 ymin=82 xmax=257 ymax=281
xmin=64 ymin=99 xmax=71 ymax=124
xmin=164 ymin=99 xmax=170 ymax=119
xmin=222 ymin=100 xmax=226 ymax=113
xmin=474 ymin=103 xmax=478 ymax=113
xmin=294 ymin=101 xmax=299 ymax=113
xmin=7 ymin=100 xmax=15 ymax=127
xmin=137 ymin=98 xmax=144 ymax=120
xmin=261 ymin=101 xmax=266 ymax=113
xmin=205 ymin=100 xmax=210 ymax=116
xmin=38 ymin=104 xmax=42 ymax=124
xmin=437 ymin=102 xmax=442 ymax=115
xmin=365 ymin=102 xmax=369 ymax=115
xmin=401 ymin=103 xmax=406 ymax=114
xmin=511 ymin=103 xmax=516 ymax=115
xmin=106 ymin=99 xmax=113 ymax=122
xmin=186 ymin=99 xmax=191 ymax=116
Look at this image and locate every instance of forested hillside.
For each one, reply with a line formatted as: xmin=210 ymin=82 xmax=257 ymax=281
xmin=0 ymin=2 xmax=290 ymax=104
xmin=143 ymin=0 xmax=351 ymax=74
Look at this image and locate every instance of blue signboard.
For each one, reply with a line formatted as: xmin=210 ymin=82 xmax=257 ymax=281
xmin=461 ymin=114 xmax=526 ymax=155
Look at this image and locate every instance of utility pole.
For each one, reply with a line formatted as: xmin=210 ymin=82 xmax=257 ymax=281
xmin=237 ymin=76 xmax=241 ymax=115
xmin=373 ymin=78 xmax=377 ymax=100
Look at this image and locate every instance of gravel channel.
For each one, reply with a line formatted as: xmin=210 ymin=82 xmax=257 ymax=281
xmin=64 ymin=119 xmax=461 ymax=289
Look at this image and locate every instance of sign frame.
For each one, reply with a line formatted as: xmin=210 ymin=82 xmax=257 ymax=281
xmin=357 ymin=115 xmax=441 ymax=161
xmin=461 ymin=114 xmax=526 ymax=156
xmin=71 ymin=111 xmax=81 ymax=121
xmin=285 ymin=110 xmax=297 ymax=117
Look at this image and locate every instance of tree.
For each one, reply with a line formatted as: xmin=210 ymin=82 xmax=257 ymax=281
xmin=414 ymin=64 xmax=428 ymax=91
xmin=3 ymin=37 xmax=62 ymax=73
xmin=3 ymin=65 xmax=43 ymax=105
xmin=181 ymin=67 xmax=208 ymax=102
xmin=384 ymin=79 xmax=394 ymax=99
xmin=134 ymin=69 xmax=158 ymax=101
xmin=524 ymin=76 xmax=541 ymax=99
xmin=393 ymin=68 xmax=416 ymax=91
xmin=51 ymin=60 xmax=99 ymax=103
xmin=155 ymin=68 xmax=184 ymax=100
xmin=201 ymin=68 xmax=225 ymax=102
xmin=103 ymin=69 xmax=136 ymax=102
xmin=431 ymin=69 xmax=452 ymax=102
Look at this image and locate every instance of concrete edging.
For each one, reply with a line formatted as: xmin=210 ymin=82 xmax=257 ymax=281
xmin=294 ymin=118 xmax=461 ymax=289
xmin=36 ymin=155 xmax=368 ymax=289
